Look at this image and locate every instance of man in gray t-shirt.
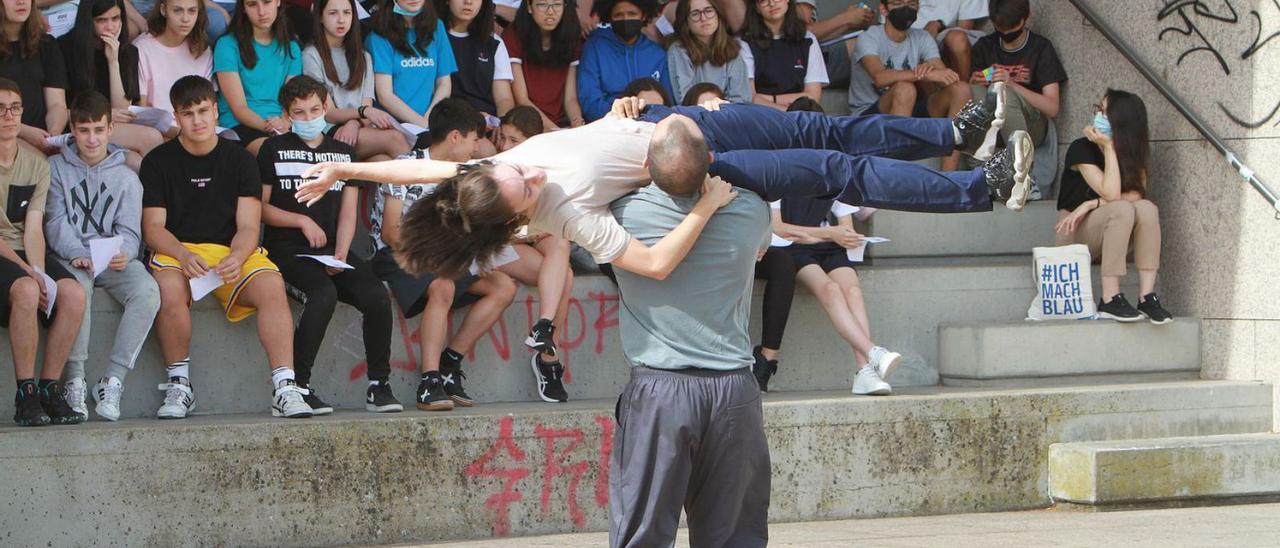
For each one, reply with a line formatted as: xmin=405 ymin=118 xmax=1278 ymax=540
xmin=606 ymin=184 xmax=771 ymax=548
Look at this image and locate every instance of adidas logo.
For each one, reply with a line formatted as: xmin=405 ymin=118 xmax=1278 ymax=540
xmin=401 ymin=57 xmax=437 ymax=68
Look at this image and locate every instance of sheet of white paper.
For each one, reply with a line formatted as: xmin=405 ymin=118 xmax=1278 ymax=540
xmin=47 ymin=12 xmax=76 ymax=37
xmin=45 ymin=133 xmax=71 ymax=149
xmin=217 ymin=126 xmax=240 ymax=141
xmin=127 ymin=106 xmax=176 ymax=133
xmin=846 ymin=237 xmax=890 ymax=263
xmin=397 ymin=122 xmax=428 ymax=147
xmin=356 ymin=2 xmax=370 ymax=19
xmin=299 ymin=254 xmax=354 ymax=270
xmin=33 ymin=267 xmax=56 ymax=316
xmin=769 ymin=234 xmax=793 ymax=247
xmin=470 ymin=245 xmax=521 ymax=275
xmin=189 ymin=271 xmax=224 ymax=301
xmin=88 ymin=236 xmax=124 ymax=278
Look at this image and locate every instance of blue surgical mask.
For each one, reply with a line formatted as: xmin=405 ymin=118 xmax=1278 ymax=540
xmin=292 ymin=116 xmax=329 ymax=141
xmin=392 ymin=3 xmax=422 ymax=16
xmin=1092 ymin=112 xmax=1112 ymax=136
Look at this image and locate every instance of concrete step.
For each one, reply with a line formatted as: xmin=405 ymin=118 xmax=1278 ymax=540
xmin=939 ymin=319 xmax=1201 ymax=387
xmin=867 ymin=201 xmax=1060 ymax=258
xmin=0 ymin=380 xmax=1269 ymax=546
xmin=0 ymin=257 xmax=1155 ymax=420
xmin=1049 ymin=434 xmax=1280 ymax=505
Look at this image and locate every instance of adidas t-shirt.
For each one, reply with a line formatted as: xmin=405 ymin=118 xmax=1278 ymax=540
xmin=367 ymin=21 xmax=459 ymax=117
xmin=258 ymin=132 xmax=360 ymax=253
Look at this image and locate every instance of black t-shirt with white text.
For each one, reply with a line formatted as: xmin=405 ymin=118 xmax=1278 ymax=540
xmin=970 ymin=32 xmax=1067 ymax=94
xmin=141 ymin=137 xmax=261 ymax=246
xmin=257 ymin=132 xmax=359 ymax=253
xmin=1057 ymin=137 xmax=1106 ymax=212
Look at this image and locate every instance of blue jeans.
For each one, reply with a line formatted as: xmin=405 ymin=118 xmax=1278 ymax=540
xmin=639 ymin=104 xmax=992 ymax=213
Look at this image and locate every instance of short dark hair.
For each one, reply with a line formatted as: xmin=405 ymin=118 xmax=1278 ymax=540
xmin=500 ymin=106 xmax=544 ymax=140
xmin=170 ymin=75 xmax=216 ymax=111
xmin=622 ymin=77 xmax=673 ymax=106
xmin=428 ymin=98 xmax=485 ymax=145
xmin=681 ymin=83 xmax=725 ymax=106
xmin=647 ymin=117 xmax=710 ymax=196
xmin=279 ymin=75 xmax=330 ymax=111
xmin=0 ymin=77 xmax=20 ymax=97
xmin=593 ymin=0 xmax=659 ymax=22
xmin=70 ymin=92 xmax=113 ymax=126
xmin=989 ymin=0 xmax=1030 ymax=28
xmin=786 ymin=96 xmax=824 ymax=113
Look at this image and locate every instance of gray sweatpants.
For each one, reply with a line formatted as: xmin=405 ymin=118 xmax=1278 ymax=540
xmin=60 ymin=259 xmax=161 ymax=382
xmin=609 ymin=366 xmax=770 ymax=548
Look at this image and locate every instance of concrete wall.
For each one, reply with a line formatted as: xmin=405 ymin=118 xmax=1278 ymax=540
xmin=1037 ymin=0 xmax=1280 ymax=429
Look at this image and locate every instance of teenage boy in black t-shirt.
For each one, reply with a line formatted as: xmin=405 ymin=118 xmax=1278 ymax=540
xmin=967 ymin=0 xmax=1067 ymax=148
xmin=259 ymin=76 xmax=401 ymax=414
xmin=141 ymin=75 xmax=311 ymax=420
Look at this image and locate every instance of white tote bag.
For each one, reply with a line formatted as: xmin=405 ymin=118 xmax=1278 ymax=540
xmin=1027 ymin=244 xmax=1097 ymax=321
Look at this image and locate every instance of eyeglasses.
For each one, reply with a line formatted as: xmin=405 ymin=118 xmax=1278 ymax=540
xmin=689 ymin=7 xmax=716 ymax=21
xmin=0 ymin=104 xmax=22 ymax=117
xmin=532 ymin=2 xmax=564 ymax=12
xmin=755 ymin=0 xmax=786 ymax=6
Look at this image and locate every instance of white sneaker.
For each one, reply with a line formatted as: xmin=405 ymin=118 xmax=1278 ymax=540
xmin=157 ymin=379 xmax=194 ymax=419
xmin=870 ymin=347 xmax=903 ymax=382
xmin=63 ymin=377 xmax=88 ymax=419
xmin=93 ymin=377 xmax=124 ymax=422
xmin=852 ymin=365 xmax=892 ymax=396
xmin=272 ymin=382 xmax=314 ymax=418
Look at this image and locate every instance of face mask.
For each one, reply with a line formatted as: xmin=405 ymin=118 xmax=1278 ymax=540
xmin=611 ymin=19 xmax=644 ymax=41
xmin=393 ymin=3 xmax=422 ymax=17
xmin=886 ymin=7 xmax=918 ymax=31
xmin=292 ymin=116 xmax=329 ymax=140
xmin=1092 ymin=112 xmax=1112 ymax=137
xmin=999 ymin=26 xmax=1024 ymax=44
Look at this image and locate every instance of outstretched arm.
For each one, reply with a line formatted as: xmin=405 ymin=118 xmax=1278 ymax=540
xmin=297 ymin=159 xmax=460 ymax=205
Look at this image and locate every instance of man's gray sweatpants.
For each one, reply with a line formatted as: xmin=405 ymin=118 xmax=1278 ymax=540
xmin=60 ymin=260 xmax=161 ymax=382
xmin=609 ymin=366 xmax=770 ymax=548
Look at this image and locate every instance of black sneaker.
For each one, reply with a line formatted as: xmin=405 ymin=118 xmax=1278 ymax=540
xmin=41 ymin=382 xmax=85 ymax=425
xmin=954 ymin=81 xmax=1006 ymax=161
xmin=525 ymin=318 xmax=558 ymax=357
xmin=1138 ymin=293 xmax=1174 ymax=325
xmin=531 ymin=355 xmax=569 ymax=403
xmin=440 ymin=363 xmax=474 ymax=407
xmin=366 ymin=381 xmax=404 ymax=413
xmin=982 ymin=130 xmax=1034 ymax=211
xmin=299 ymin=386 xmax=334 ymax=416
xmin=752 ymin=346 xmax=778 ymax=393
xmin=1098 ymin=293 xmax=1144 ymax=322
xmin=416 ymin=373 xmax=454 ymax=411
xmin=14 ymin=384 xmax=50 ymax=427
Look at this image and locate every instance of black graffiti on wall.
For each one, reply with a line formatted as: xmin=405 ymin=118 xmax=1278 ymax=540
xmin=1158 ymin=0 xmax=1280 ymax=128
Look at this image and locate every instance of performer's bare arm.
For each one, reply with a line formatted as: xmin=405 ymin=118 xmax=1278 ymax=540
xmin=296 ymin=159 xmax=460 ymax=205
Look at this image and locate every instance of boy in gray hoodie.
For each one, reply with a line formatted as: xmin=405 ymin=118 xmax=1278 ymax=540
xmin=45 ymin=92 xmax=161 ymax=421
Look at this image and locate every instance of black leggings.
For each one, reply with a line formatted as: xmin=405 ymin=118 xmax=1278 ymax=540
xmin=272 ymin=250 xmax=393 ymax=385
xmin=753 ymin=248 xmax=796 ymax=351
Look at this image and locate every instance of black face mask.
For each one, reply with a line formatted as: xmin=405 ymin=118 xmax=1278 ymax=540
xmin=887 ymin=7 xmax=918 ymax=31
xmin=611 ymin=19 xmax=644 ymax=41
xmin=999 ymin=26 xmax=1025 ymax=44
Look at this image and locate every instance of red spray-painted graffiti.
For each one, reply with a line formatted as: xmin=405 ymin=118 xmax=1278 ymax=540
xmin=463 ymin=415 xmax=615 ymax=536
xmin=347 ymin=290 xmax=620 ymax=382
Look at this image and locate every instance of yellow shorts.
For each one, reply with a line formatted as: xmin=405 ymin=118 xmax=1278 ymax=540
xmin=150 ymin=243 xmax=279 ymax=322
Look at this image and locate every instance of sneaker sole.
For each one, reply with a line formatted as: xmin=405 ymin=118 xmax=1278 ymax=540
xmin=530 ymin=354 xmax=562 ymax=403
xmin=15 ymin=418 xmax=51 ymax=427
xmin=877 ymin=352 xmax=903 ymax=382
xmin=366 ymin=403 xmax=405 ymax=413
xmin=973 ymin=82 xmax=1006 ymax=162
xmin=852 ymin=386 xmax=892 ymax=396
xmin=450 ymin=396 xmax=475 ymax=407
xmin=96 ymin=406 xmax=120 ymax=422
xmin=49 ymin=416 xmax=86 ymax=425
xmin=1098 ymin=312 xmax=1145 ymax=323
xmin=1005 ymin=131 xmax=1034 ymax=211
xmin=416 ymin=401 xmax=454 ymax=411
xmin=309 ymin=407 xmax=335 ymax=416
xmin=272 ymin=409 xmax=314 ymax=418
xmin=1147 ymin=317 xmax=1174 ymax=326
xmin=157 ymin=404 xmax=194 ymax=419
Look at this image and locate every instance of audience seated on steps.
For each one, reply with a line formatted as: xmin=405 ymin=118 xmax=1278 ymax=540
xmin=1054 ymin=89 xmax=1172 ymax=326
xmin=913 ymin=0 xmax=988 ymax=78
xmin=213 ymin=0 xmax=304 ymax=156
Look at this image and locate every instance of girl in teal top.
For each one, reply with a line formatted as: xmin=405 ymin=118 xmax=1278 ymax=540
xmin=366 ymin=0 xmax=457 ymax=128
xmin=214 ymin=0 xmax=302 ymax=155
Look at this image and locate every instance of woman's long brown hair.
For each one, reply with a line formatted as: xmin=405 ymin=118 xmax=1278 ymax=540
xmin=672 ymin=0 xmax=739 ymax=67
xmin=395 ymin=164 xmax=524 ymax=279
xmin=0 ymin=2 xmax=48 ymax=59
xmin=1104 ymin=88 xmax=1150 ymax=196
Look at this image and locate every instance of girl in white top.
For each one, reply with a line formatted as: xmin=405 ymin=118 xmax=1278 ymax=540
xmin=303 ymin=0 xmax=412 ymax=161
xmin=134 ymin=0 xmax=213 ymax=116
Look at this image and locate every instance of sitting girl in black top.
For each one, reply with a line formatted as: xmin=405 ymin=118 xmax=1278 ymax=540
xmin=1 ymin=0 xmax=68 ymax=153
xmin=1054 ymin=89 xmax=1172 ymax=324
xmin=59 ymin=0 xmax=165 ymax=170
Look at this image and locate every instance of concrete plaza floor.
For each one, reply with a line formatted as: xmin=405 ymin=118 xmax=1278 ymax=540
xmin=410 ymin=502 xmax=1280 ymax=547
